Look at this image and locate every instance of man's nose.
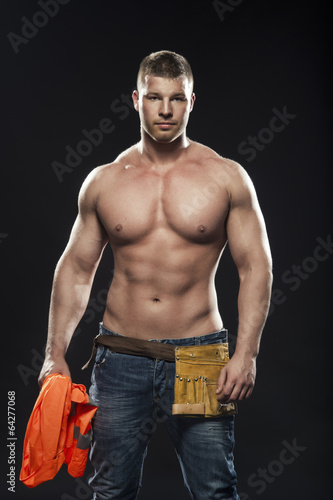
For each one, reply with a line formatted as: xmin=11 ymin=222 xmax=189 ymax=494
xmin=159 ymin=98 xmax=173 ymax=116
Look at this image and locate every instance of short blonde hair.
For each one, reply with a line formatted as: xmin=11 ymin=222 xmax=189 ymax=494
xmin=137 ymin=50 xmax=194 ymax=91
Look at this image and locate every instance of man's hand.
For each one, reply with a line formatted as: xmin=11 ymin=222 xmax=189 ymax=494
xmin=38 ymin=356 xmax=71 ymax=388
xmin=216 ymin=354 xmax=256 ymax=403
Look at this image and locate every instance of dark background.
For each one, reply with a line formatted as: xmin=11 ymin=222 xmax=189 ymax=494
xmin=1 ymin=0 xmax=332 ymax=499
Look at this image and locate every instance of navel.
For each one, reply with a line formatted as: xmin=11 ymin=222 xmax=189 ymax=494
xmin=153 ymin=298 xmax=160 ymax=303
xmin=115 ymin=224 xmax=123 ymax=232
xmin=198 ymin=225 xmax=207 ymax=233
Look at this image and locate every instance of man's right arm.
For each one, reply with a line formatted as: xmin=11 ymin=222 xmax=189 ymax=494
xmin=38 ymin=169 xmax=108 ymax=387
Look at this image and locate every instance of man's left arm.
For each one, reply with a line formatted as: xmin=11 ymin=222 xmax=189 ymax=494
xmin=216 ymin=163 xmax=273 ymax=403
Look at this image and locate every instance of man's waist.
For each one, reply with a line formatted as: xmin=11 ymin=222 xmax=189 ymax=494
xmin=98 ymin=322 xmax=228 ymax=345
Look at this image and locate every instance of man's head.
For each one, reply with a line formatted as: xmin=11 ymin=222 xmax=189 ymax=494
xmin=133 ymin=51 xmax=195 ymax=144
xmin=136 ymin=50 xmax=194 ymax=93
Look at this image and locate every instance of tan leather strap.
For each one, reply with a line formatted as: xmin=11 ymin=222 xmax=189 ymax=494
xmin=172 ymin=403 xmax=205 ymax=415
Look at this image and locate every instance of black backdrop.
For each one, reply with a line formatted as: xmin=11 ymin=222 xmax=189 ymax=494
xmin=1 ymin=1 xmax=332 ymax=499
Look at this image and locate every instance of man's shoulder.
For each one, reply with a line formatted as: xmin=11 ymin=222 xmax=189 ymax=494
xmin=190 ymin=140 xmax=246 ymax=178
xmin=82 ymin=144 xmax=139 ymax=186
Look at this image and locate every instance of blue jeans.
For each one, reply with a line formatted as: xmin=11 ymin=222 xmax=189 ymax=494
xmin=89 ymin=323 xmax=239 ymax=500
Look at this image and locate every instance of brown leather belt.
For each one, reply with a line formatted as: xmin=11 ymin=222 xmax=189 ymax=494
xmin=82 ymin=334 xmax=176 ymax=370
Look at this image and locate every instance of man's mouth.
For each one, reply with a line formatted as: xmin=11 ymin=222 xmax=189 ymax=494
xmin=156 ymin=122 xmax=176 ymax=129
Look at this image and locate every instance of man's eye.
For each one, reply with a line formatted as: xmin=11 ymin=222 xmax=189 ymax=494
xmin=148 ymin=96 xmax=158 ymax=100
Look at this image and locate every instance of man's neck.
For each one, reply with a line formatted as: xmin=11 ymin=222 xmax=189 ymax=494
xmin=138 ymin=132 xmax=191 ymax=166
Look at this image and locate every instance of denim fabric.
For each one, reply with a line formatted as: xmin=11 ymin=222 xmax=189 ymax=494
xmin=89 ymin=323 xmax=239 ymax=500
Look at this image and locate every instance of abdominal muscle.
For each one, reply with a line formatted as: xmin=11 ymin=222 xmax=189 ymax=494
xmin=102 ymin=241 xmax=224 ymax=340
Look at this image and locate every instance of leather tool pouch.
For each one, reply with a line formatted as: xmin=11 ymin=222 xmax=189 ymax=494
xmin=172 ymin=343 xmax=237 ymax=418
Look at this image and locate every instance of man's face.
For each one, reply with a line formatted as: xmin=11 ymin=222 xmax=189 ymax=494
xmin=133 ymin=75 xmax=195 ymax=144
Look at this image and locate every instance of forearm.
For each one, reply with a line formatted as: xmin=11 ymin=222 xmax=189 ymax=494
xmin=216 ymin=263 xmax=272 ymax=402
xmin=235 ymin=263 xmax=272 ymax=359
xmin=45 ymin=254 xmax=96 ymax=359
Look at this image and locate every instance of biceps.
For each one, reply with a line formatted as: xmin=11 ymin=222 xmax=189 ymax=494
xmin=63 ymin=212 xmax=108 ymax=273
xmin=226 ymin=205 xmax=271 ymax=272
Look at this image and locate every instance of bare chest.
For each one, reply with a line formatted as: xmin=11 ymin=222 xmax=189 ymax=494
xmin=97 ymin=166 xmax=229 ymax=245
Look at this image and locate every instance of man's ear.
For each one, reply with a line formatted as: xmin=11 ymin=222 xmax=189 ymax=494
xmin=190 ymin=93 xmax=196 ymax=112
xmin=132 ymin=90 xmax=139 ymax=112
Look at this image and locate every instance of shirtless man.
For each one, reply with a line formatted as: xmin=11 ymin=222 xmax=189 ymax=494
xmin=39 ymin=51 xmax=272 ymax=499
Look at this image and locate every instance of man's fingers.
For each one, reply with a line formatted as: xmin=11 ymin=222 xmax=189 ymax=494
xmin=216 ymin=357 xmax=256 ymax=402
xmin=218 ymin=379 xmax=254 ymax=403
xmin=38 ymin=359 xmax=71 ymax=388
xmin=217 ymin=381 xmax=236 ymax=402
xmin=216 ymin=366 xmax=229 ymax=394
xmin=242 ymin=384 xmax=254 ymax=400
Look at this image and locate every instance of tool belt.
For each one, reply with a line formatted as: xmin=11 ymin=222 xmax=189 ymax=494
xmin=83 ymin=334 xmax=237 ymax=418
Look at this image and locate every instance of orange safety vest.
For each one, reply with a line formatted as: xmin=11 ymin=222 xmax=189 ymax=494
xmin=20 ymin=373 xmax=98 ymax=488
